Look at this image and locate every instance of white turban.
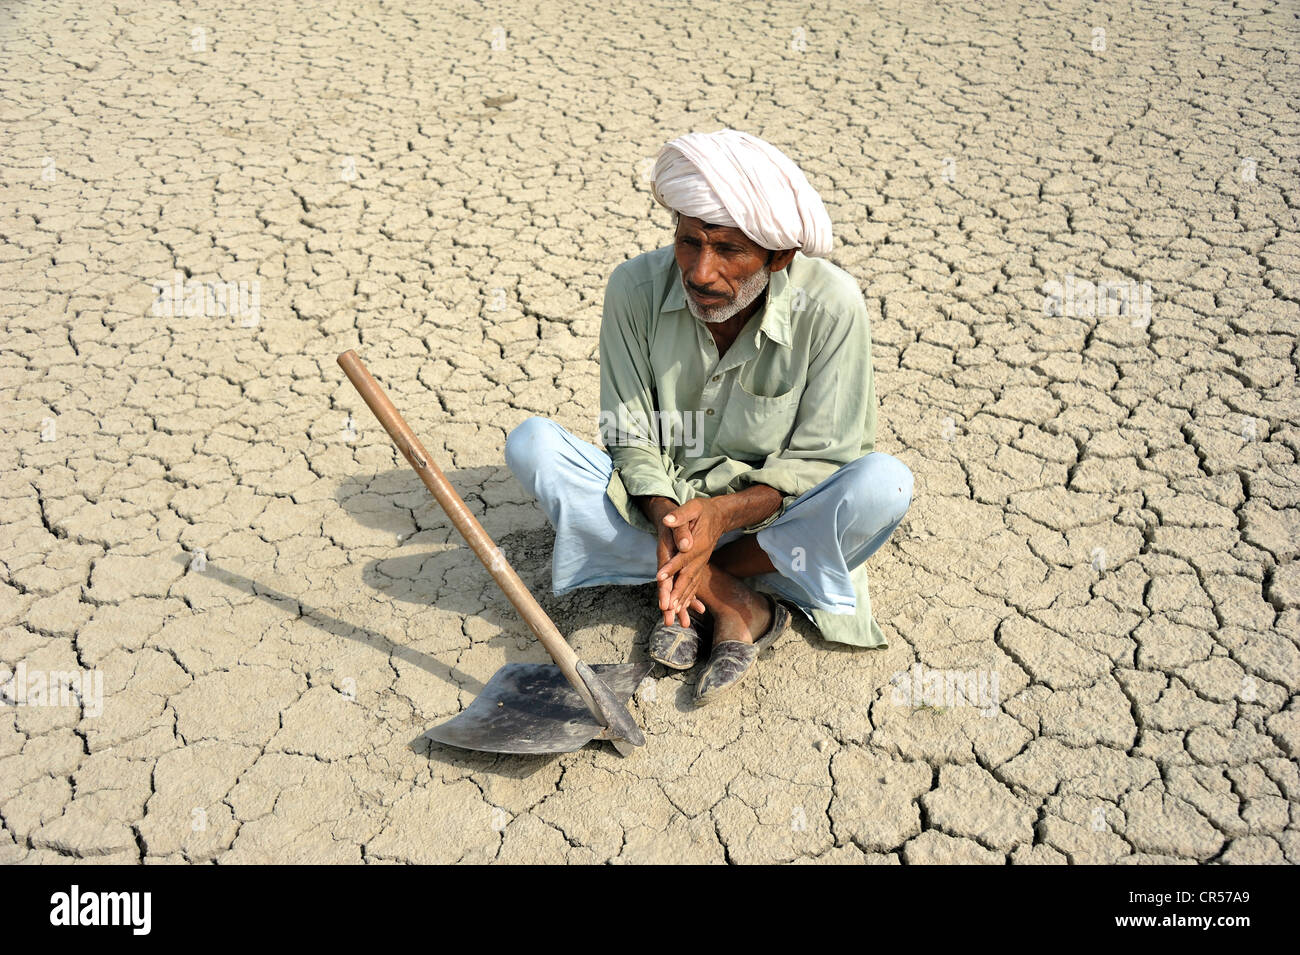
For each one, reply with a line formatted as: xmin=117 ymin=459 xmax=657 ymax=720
xmin=650 ymin=128 xmax=833 ymax=257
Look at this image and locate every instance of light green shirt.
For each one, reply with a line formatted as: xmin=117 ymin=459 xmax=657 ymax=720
xmin=597 ymin=244 xmax=888 ymax=647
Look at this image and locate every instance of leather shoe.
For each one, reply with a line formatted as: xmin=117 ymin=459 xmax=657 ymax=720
xmin=694 ymin=593 xmax=791 ymax=705
xmin=647 ymin=607 xmax=713 ymax=669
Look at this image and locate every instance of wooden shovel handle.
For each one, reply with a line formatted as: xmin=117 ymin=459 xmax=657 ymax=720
xmin=336 ymin=350 xmax=583 ymax=678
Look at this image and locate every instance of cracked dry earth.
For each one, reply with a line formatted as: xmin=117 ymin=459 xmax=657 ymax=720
xmin=2 ymin=0 xmax=1298 ymax=866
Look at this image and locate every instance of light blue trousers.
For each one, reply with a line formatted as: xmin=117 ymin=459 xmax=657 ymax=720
xmin=503 ymin=417 xmax=912 ymax=624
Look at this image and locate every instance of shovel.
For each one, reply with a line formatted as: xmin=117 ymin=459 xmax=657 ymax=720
xmin=337 ymin=350 xmax=653 ymax=756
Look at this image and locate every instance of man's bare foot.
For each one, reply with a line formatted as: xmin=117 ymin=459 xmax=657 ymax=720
xmin=697 ymin=563 xmax=772 ymax=645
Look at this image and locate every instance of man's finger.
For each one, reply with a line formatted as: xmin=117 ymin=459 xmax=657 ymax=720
xmin=656 ymin=551 xmax=688 ymax=581
xmin=662 ymin=500 xmax=700 ymax=527
xmin=670 ymin=573 xmax=698 ymax=612
xmin=669 ymin=559 xmax=706 ymax=611
xmin=658 ymin=573 xmax=674 ymax=611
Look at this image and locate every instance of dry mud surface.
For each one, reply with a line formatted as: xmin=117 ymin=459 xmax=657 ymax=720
xmin=1 ymin=0 xmax=1298 ymax=864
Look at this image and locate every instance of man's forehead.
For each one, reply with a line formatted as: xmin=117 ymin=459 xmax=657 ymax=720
xmin=675 ymin=216 xmax=758 ymax=246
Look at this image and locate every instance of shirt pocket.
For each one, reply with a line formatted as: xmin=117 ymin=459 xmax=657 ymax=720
xmin=714 ymin=377 xmax=803 ymax=462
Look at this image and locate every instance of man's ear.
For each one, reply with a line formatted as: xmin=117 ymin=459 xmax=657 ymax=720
xmin=769 ymin=249 xmax=797 ymax=272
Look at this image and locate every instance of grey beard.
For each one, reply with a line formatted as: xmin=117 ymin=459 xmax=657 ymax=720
xmin=685 ymin=266 xmax=771 ymax=324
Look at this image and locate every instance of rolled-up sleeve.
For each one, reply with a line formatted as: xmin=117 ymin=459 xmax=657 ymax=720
xmin=731 ymin=299 xmax=877 ymax=531
xmin=597 ymin=265 xmax=682 ymax=505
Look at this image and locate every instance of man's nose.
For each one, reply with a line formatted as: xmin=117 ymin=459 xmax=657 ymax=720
xmin=685 ymin=248 xmax=723 ymax=291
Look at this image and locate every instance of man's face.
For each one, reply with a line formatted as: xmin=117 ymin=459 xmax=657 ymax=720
xmin=673 ymin=215 xmax=773 ymax=324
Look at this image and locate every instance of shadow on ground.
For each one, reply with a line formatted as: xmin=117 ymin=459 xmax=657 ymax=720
xmin=336 ymin=465 xmax=831 ymax=649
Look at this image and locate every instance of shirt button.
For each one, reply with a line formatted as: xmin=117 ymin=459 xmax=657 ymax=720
xmin=706 ymin=408 xmax=714 ymax=416
xmin=711 ymin=375 xmax=720 ymax=381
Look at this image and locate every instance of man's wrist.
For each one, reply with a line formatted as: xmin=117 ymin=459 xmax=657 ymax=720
xmin=637 ymin=487 xmax=782 ymax=534
xmin=714 ymin=484 xmax=783 ymax=533
xmin=635 ymin=494 xmax=677 ymax=525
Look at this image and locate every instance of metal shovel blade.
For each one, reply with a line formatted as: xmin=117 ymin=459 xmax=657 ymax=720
xmin=425 ymin=661 xmax=655 ymax=755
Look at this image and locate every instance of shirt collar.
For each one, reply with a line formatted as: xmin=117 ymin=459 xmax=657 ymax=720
xmin=663 ymin=254 xmax=796 ymax=348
